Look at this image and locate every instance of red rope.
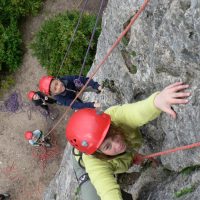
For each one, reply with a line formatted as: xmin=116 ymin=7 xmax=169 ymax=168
xmin=32 ymin=132 xmax=61 ymax=171
xmin=133 ymin=141 xmax=200 ymax=165
xmin=142 ymin=141 xmax=200 ymax=160
xmin=45 ymin=0 xmax=150 ymax=137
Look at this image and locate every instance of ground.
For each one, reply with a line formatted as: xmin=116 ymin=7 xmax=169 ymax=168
xmin=0 ymin=0 xmax=107 ymax=199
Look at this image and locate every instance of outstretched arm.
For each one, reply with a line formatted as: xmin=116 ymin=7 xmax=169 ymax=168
xmin=105 ymin=82 xmax=190 ymax=128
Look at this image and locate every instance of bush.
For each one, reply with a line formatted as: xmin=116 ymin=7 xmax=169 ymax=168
xmin=0 ymin=74 xmax=15 ymax=97
xmin=0 ymin=0 xmax=42 ymax=92
xmin=0 ymin=19 xmax=22 ymax=73
xmin=30 ymin=11 xmax=101 ymax=76
xmin=0 ymin=0 xmax=42 ymax=25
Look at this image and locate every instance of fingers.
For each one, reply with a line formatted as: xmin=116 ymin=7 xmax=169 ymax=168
xmin=165 ymin=107 xmax=177 ymax=119
xmin=170 ymin=98 xmax=189 ymax=104
xmin=165 ymin=82 xmax=183 ymax=89
xmin=173 ymin=92 xmax=191 ymax=98
xmin=171 ymin=84 xmax=189 ymax=92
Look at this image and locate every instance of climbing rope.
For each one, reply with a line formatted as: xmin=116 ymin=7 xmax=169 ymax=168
xmin=44 ymin=0 xmax=151 ymax=138
xmin=32 ymin=131 xmax=61 ymax=171
xmin=74 ymin=0 xmax=84 ymax=9
xmin=0 ymin=91 xmax=55 ymax=121
xmin=56 ymin=0 xmax=89 ymax=77
xmin=142 ymin=141 xmax=200 ymax=161
xmin=74 ymin=0 xmax=105 ymax=88
xmin=0 ymin=91 xmax=21 ymax=113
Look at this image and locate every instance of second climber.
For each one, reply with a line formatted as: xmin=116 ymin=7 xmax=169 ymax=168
xmin=39 ymin=75 xmax=102 ymax=110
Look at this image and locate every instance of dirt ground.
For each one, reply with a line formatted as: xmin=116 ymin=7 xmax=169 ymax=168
xmin=0 ymin=0 xmax=107 ymax=199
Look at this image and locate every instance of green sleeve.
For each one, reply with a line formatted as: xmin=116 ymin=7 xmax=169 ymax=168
xmin=107 ymin=153 xmax=133 ymax=174
xmin=83 ymin=154 xmax=123 ymax=200
xmin=105 ymin=92 xmax=161 ymax=128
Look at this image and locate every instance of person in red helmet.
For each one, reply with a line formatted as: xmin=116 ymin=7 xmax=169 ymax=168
xmin=24 ymin=130 xmax=51 ymax=147
xmin=27 ymin=90 xmax=57 ymax=115
xmin=39 ymin=75 xmax=102 ymax=110
xmin=66 ymin=82 xmax=191 ymax=200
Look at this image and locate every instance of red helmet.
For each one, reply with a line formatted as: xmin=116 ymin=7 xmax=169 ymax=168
xmin=39 ymin=76 xmax=54 ymax=95
xmin=27 ymin=91 xmax=35 ymax=100
xmin=24 ymin=131 xmax=33 ymax=140
xmin=66 ymin=109 xmax=111 ymax=155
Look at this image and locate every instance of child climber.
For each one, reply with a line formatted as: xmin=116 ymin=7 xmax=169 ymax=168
xmin=27 ymin=91 xmax=57 ymax=114
xmin=39 ymin=75 xmax=102 ymax=110
xmin=24 ymin=130 xmax=51 ymax=147
xmin=66 ymin=82 xmax=190 ymax=200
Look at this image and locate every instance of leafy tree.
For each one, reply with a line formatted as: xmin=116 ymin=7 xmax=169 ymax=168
xmin=30 ymin=11 xmax=101 ymax=76
xmin=0 ymin=0 xmax=42 ymax=93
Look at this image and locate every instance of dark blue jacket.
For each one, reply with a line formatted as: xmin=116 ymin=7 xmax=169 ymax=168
xmin=54 ymin=75 xmax=100 ymax=109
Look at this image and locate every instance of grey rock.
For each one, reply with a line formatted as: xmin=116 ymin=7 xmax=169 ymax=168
xmin=45 ymin=0 xmax=200 ymax=199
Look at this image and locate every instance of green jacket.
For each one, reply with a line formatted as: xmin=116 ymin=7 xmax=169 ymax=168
xmin=75 ymin=92 xmax=161 ymax=200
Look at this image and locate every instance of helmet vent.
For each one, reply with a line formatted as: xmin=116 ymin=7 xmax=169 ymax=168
xmin=81 ymin=140 xmax=88 ymax=147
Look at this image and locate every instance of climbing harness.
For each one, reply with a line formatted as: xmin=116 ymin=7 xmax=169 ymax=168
xmin=74 ymin=0 xmax=105 ymax=89
xmin=56 ymin=0 xmax=89 ymax=77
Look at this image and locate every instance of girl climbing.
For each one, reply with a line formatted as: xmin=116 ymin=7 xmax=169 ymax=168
xmin=39 ymin=75 xmax=102 ymax=110
xmin=65 ymin=82 xmax=190 ymax=200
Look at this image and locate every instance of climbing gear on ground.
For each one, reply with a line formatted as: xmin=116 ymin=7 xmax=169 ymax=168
xmin=27 ymin=91 xmax=35 ymax=100
xmin=24 ymin=131 xmax=33 ymax=140
xmin=66 ymin=109 xmax=111 ymax=154
xmin=0 ymin=91 xmax=21 ymax=113
xmin=43 ymin=141 xmax=52 ymax=148
xmin=39 ymin=76 xmax=54 ymax=95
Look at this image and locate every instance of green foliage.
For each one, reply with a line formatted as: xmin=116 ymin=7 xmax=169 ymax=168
xmin=180 ymin=165 xmax=200 ymax=175
xmin=0 ymin=0 xmax=42 ymax=24
xmin=175 ymin=185 xmax=195 ymax=198
xmin=131 ymin=51 xmax=136 ymax=57
xmin=122 ymin=37 xmax=129 ymax=46
xmin=0 ymin=74 xmax=15 ymax=97
xmin=0 ymin=19 xmax=22 ymax=72
xmin=30 ymin=11 xmax=101 ymax=76
xmin=0 ymin=0 xmax=42 ymax=92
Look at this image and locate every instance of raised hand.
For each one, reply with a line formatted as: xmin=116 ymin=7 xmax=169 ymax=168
xmin=154 ymin=82 xmax=191 ymax=119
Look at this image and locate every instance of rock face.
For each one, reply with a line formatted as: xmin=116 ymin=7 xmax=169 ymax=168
xmin=44 ymin=143 xmax=77 ymax=200
xmin=44 ymin=0 xmax=200 ymax=199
